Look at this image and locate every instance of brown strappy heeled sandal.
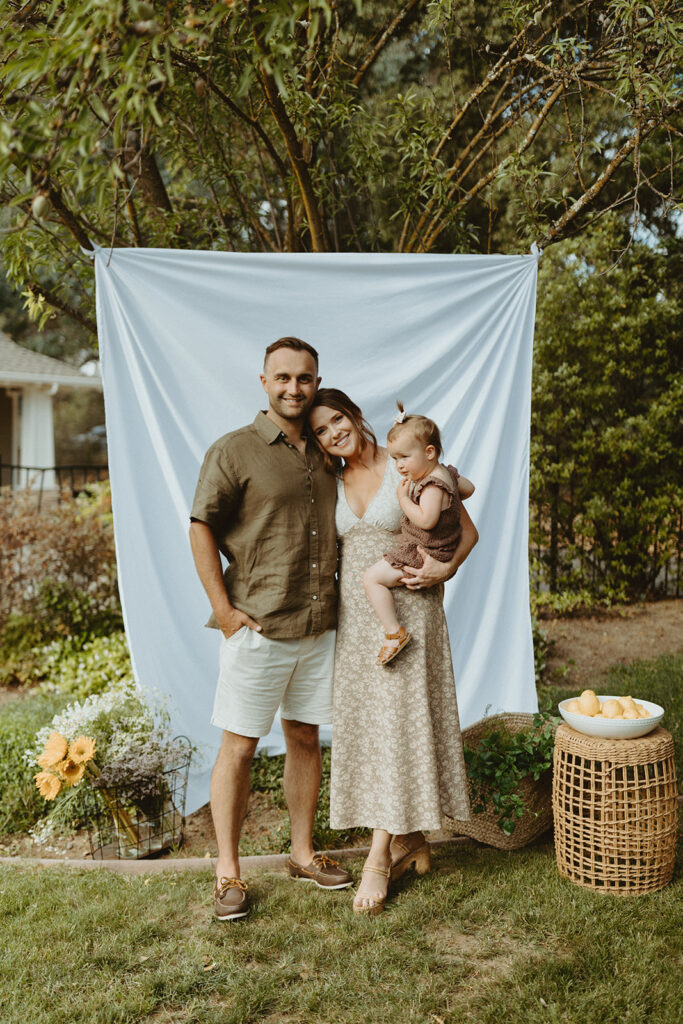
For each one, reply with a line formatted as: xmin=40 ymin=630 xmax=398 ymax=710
xmin=353 ymin=863 xmax=391 ymax=915
xmin=376 ymin=626 xmax=411 ymax=666
xmin=390 ymin=833 xmax=431 ymax=882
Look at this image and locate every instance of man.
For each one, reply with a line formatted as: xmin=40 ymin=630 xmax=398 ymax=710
xmin=189 ymin=337 xmax=352 ymax=921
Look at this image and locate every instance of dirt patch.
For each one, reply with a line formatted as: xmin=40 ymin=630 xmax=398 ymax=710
xmin=429 ymin=923 xmax=543 ymax=980
xmin=542 ymin=598 xmax=682 ymax=690
xmin=178 ymin=790 xmax=287 ymax=859
xmin=0 ymin=829 xmax=92 ymax=860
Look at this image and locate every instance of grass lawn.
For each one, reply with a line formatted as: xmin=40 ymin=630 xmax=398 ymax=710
xmin=1 ymin=652 xmax=681 ymax=1024
xmin=2 ymin=838 xmax=682 ymax=1024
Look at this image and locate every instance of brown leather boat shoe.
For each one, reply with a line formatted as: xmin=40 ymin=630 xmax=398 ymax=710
xmin=287 ymin=852 xmax=353 ymax=889
xmin=213 ymin=876 xmax=249 ymax=920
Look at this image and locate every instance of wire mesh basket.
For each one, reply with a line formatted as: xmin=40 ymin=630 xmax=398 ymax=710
xmin=87 ymin=736 xmax=192 ymax=860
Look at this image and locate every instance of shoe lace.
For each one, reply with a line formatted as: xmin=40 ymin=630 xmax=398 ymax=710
xmin=216 ymin=876 xmax=248 ymax=897
xmin=312 ymin=853 xmax=338 ymax=869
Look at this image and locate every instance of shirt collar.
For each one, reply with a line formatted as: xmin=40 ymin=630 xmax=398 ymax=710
xmin=253 ymin=411 xmax=283 ymax=445
xmin=254 ymin=410 xmax=312 ymax=447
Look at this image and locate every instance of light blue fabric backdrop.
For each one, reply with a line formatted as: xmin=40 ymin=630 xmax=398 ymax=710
xmin=93 ymin=248 xmax=539 ymax=814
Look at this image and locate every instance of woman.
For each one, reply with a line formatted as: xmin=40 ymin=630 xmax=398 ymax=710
xmin=309 ymin=389 xmax=477 ymax=914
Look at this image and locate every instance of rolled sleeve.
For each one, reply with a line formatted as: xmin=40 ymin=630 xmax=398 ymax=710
xmin=190 ymin=445 xmax=240 ymax=532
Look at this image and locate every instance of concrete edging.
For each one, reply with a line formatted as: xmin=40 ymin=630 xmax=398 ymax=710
xmin=0 ymin=837 xmax=474 ymax=875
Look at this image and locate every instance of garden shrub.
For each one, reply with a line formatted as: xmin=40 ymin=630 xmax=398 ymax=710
xmin=0 ymin=484 xmax=122 ymax=684
xmin=531 ymin=616 xmax=550 ymax=685
xmin=0 ymin=692 xmax=69 ymax=834
xmin=531 ymin=222 xmax=682 ymax=602
xmin=38 ymin=632 xmax=133 ymax=701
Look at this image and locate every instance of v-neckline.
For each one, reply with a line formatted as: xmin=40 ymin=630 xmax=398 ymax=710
xmin=342 ymin=455 xmax=390 ymax=521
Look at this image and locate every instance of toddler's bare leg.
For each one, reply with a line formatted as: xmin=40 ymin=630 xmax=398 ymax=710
xmin=363 ymin=560 xmax=405 ymax=645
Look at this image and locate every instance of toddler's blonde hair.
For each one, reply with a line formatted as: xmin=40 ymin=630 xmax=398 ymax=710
xmin=387 ymin=401 xmax=443 ymax=458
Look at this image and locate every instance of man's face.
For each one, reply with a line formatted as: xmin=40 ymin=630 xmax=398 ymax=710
xmin=260 ymin=348 xmax=320 ymax=422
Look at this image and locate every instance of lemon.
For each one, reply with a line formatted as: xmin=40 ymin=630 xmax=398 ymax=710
xmin=602 ymin=699 xmax=623 ymax=719
xmin=578 ymin=690 xmax=601 ymax=716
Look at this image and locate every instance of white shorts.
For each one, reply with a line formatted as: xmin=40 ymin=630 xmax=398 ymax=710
xmin=211 ymin=627 xmax=336 ymax=738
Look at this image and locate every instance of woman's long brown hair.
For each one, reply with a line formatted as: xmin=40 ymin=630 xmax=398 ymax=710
xmin=309 ymin=388 xmax=378 ymax=474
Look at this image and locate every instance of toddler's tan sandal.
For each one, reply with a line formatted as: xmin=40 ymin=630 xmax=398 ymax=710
xmin=390 ymin=833 xmax=431 ymax=882
xmin=376 ymin=627 xmax=411 ymax=666
xmin=353 ymin=864 xmax=391 ymax=915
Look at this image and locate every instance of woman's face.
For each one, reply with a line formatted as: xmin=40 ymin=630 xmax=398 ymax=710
xmin=309 ymin=405 xmax=361 ymax=459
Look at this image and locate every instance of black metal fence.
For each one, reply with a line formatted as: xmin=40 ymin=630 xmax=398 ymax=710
xmin=0 ymin=461 xmax=109 ymax=509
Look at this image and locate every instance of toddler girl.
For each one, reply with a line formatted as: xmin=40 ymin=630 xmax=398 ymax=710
xmin=363 ymin=403 xmax=474 ymax=666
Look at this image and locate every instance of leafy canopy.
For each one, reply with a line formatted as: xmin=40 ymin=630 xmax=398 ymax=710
xmin=0 ymin=0 xmax=680 ymax=334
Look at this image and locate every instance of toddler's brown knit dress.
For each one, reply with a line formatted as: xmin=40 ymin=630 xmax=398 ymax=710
xmin=385 ymin=465 xmax=462 ymax=570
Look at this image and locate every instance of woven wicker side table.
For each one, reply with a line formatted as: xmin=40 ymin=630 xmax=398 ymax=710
xmin=553 ymin=724 xmax=677 ymax=895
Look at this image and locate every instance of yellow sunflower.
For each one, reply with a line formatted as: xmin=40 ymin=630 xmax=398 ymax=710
xmin=39 ymin=732 xmax=68 ymax=768
xmin=56 ymin=759 xmax=86 ymax=787
xmin=34 ymin=771 xmax=62 ymax=800
xmin=68 ymin=735 xmax=96 ymax=765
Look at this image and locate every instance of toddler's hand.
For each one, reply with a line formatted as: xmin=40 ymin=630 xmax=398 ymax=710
xmin=396 ymin=477 xmax=410 ymax=500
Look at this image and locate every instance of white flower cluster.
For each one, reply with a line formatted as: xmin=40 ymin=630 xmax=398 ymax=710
xmin=28 ymin=818 xmax=58 ymax=847
xmin=25 ymin=678 xmax=170 ymax=768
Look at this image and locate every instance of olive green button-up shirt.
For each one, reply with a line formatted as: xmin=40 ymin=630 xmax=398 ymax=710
xmin=190 ymin=411 xmax=338 ymax=639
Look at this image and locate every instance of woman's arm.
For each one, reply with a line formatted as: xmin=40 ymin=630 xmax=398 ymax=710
xmin=400 ymin=503 xmax=479 ymax=589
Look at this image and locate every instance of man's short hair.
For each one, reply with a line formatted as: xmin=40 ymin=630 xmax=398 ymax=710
xmin=264 ymin=337 xmax=319 ymax=371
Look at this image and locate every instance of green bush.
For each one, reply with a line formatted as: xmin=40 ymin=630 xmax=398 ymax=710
xmin=38 ymin=632 xmax=133 ymax=701
xmin=531 ymin=222 xmax=682 ymax=602
xmin=531 ymin=615 xmax=550 ymax=685
xmin=0 ymin=693 xmax=68 ymax=834
xmin=0 ymin=484 xmax=122 ymax=685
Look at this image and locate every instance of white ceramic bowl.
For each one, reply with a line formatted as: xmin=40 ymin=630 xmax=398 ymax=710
xmin=558 ymin=696 xmax=664 ymax=739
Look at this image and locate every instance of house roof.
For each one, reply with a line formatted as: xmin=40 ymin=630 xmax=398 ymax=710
xmin=0 ymin=330 xmax=102 ymax=390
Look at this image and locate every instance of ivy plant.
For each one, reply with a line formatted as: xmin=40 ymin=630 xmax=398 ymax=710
xmin=463 ymin=710 xmax=558 ymax=835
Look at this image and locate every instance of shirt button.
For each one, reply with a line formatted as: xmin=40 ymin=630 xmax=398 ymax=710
xmin=311 ymin=499 xmax=315 ymax=504
xmin=312 ymin=530 xmax=317 ymax=536
xmin=312 ymin=595 xmax=318 ymax=600
xmin=312 ymin=563 xmax=317 ymax=568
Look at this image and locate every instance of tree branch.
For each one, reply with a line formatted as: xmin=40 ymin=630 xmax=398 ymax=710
xmin=536 ymin=101 xmax=682 ymax=249
xmin=420 ymin=83 xmax=565 ymax=251
xmin=123 ymin=131 xmax=172 ymax=212
xmin=46 ymin=182 xmax=94 ymax=251
xmin=27 ymin=281 xmax=97 ymax=336
xmin=172 ymin=49 xmax=288 ymax=181
xmin=352 ymin=0 xmax=421 ymax=88
xmin=255 ymin=63 xmax=329 ymax=251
